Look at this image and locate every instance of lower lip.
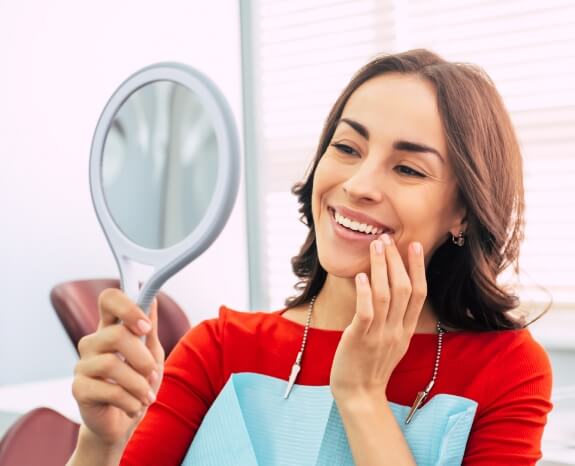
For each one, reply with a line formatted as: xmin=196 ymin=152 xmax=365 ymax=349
xmin=328 ymin=208 xmax=386 ymax=243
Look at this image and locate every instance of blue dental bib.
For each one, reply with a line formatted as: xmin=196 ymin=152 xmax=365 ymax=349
xmin=182 ymin=373 xmax=477 ymax=465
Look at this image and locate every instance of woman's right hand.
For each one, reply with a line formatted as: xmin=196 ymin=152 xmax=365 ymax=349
xmin=71 ymin=288 xmax=165 ymax=449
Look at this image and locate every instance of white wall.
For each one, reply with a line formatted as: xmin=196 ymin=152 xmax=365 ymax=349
xmin=0 ymin=0 xmax=248 ymax=384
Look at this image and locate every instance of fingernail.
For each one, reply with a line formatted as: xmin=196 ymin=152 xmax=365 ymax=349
xmin=412 ymin=242 xmax=422 ymax=255
xmin=381 ymin=233 xmax=392 ymax=245
xmin=137 ymin=319 xmax=152 ymax=333
xmin=374 ymin=240 xmax=383 ymax=255
xmin=147 ymin=390 xmax=156 ymax=404
xmin=357 ymin=273 xmax=368 ymax=284
xmin=149 ymin=370 xmax=158 ymax=385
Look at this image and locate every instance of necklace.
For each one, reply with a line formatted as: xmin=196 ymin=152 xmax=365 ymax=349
xmin=404 ymin=320 xmax=446 ymax=424
xmin=283 ymin=295 xmax=315 ymax=399
xmin=284 ymin=295 xmax=446 ymax=425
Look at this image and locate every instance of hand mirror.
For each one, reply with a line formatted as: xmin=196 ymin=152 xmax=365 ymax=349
xmin=90 ymin=62 xmax=240 ymax=314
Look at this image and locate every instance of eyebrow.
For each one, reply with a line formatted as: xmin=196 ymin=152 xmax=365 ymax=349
xmin=336 ymin=117 xmax=444 ymax=163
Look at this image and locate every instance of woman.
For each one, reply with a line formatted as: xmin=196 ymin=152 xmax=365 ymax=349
xmin=67 ymin=49 xmax=552 ymax=465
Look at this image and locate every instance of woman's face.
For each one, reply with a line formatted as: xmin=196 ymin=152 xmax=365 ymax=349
xmin=312 ymin=72 xmax=465 ymax=277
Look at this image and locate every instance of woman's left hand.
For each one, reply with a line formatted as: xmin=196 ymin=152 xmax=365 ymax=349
xmin=330 ymin=234 xmax=427 ymax=400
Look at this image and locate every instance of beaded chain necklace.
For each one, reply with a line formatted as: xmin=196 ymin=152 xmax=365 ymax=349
xmin=283 ymin=295 xmax=446 ymax=425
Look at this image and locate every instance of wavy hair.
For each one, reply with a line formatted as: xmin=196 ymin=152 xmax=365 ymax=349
xmin=285 ymin=49 xmax=526 ymax=331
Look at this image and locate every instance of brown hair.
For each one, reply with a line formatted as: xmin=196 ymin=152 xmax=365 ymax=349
xmin=285 ymin=49 xmax=526 ymax=331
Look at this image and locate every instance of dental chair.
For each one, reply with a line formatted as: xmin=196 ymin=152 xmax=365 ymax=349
xmin=50 ymin=278 xmax=190 ymax=357
xmin=0 ymin=407 xmax=79 ymax=466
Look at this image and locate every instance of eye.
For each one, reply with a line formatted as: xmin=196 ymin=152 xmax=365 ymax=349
xmin=330 ymin=143 xmax=359 ymax=157
xmin=395 ymin=165 xmax=426 ymax=178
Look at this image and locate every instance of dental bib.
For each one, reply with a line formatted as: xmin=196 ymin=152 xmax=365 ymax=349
xmin=181 ymin=372 xmax=477 ymax=466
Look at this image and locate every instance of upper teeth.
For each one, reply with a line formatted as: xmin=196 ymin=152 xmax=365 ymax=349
xmin=335 ymin=211 xmax=385 ymax=235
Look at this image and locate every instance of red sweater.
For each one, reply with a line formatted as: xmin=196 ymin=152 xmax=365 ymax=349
xmin=121 ymin=306 xmax=553 ymax=465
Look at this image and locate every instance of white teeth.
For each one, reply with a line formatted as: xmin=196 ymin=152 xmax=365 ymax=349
xmin=334 ymin=211 xmax=383 ymax=235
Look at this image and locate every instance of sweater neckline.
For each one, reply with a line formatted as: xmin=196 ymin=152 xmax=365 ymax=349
xmin=274 ymin=308 xmax=450 ymax=338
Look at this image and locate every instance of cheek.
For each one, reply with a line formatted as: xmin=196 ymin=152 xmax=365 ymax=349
xmin=311 ymin=157 xmax=331 ymax=217
xmin=395 ymin=193 xmax=452 ymax=254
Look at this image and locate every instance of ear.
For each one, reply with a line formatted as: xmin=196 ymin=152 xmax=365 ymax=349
xmin=448 ymin=204 xmax=467 ymax=237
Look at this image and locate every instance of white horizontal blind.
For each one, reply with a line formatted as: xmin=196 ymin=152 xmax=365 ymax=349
xmin=253 ymin=0 xmax=397 ymax=308
xmin=400 ymin=0 xmax=575 ymax=307
xmin=251 ymin=0 xmax=575 ymax=310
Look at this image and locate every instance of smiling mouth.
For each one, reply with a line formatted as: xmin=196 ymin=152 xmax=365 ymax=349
xmin=328 ymin=207 xmax=393 ymax=236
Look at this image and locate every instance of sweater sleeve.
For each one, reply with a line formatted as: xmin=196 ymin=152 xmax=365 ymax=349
xmin=120 ymin=306 xmax=228 ymax=466
xmin=463 ymin=331 xmax=553 ymax=465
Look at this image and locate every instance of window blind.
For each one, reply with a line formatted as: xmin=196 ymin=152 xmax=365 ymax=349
xmin=248 ymin=0 xmax=575 ymax=310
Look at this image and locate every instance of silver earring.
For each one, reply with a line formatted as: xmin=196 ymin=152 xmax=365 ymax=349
xmin=451 ymin=231 xmax=465 ymax=247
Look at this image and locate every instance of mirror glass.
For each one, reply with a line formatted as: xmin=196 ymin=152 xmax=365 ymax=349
xmin=101 ymin=80 xmax=218 ymax=249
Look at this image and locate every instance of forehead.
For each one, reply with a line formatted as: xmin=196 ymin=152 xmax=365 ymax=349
xmin=340 ymin=73 xmax=447 ymax=156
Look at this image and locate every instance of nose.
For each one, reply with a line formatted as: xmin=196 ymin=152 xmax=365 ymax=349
xmin=341 ymin=156 xmax=385 ymax=203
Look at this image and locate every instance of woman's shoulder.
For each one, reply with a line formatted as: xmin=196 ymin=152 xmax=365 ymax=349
xmin=455 ymin=326 xmax=547 ymax=356
xmin=180 ymin=305 xmax=287 ymax=343
xmin=168 ymin=306 xmax=290 ymax=377
xmin=217 ymin=305 xmax=285 ymax=331
xmin=445 ymin=327 xmax=552 ymax=389
xmin=490 ymin=327 xmax=552 ymax=374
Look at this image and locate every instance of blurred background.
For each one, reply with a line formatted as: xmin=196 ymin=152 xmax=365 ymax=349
xmin=0 ymin=0 xmax=573 ymax=464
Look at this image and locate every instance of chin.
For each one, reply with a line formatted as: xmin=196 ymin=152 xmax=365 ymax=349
xmin=317 ymin=249 xmax=368 ymax=280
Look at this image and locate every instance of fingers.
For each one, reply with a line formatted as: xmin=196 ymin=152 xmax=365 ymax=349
xmin=145 ymin=299 xmax=165 ymax=375
xmin=404 ymin=242 xmax=427 ymax=332
xmin=381 ymin=235 xmax=413 ymax=328
xmin=351 ymin=272 xmax=374 ymax=336
xmin=75 ymin=353 xmax=156 ymax=409
xmin=70 ymin=289 xmax=167 ymax=435
xmin=72 ymin=375 xmax=149 ymax=419
xmin=98 ymin=288 xmax=152 ymax=337
xmin=74 ymin=289 xmax=163 ymax=409
xmin=367 ymin=237 xmax=390 ymax=334
xmin=78 ymin=324 xmax=158 ymax=378
xmin=366 ymin=234 xmax=427 ymax=333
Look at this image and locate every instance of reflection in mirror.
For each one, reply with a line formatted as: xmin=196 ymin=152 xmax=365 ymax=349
xmin=102 ymin=80 xmax=218 ymax=250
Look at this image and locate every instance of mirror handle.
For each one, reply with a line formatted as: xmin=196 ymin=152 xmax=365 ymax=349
xmin=137 ymin=285 xmax=158 ymax=315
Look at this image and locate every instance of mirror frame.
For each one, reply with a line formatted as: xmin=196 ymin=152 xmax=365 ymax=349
xmin=89 ymin=62 xmax=240 ymax=308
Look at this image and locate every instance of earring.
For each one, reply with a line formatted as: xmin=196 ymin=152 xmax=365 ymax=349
xmin=451 ymin=231 xmax=465 ymax=247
